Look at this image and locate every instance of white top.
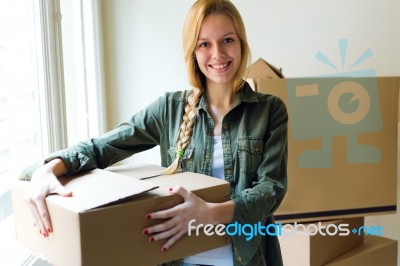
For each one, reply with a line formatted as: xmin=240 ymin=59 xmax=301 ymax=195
xmin=183 ymin=136 xmax=233 ymax=266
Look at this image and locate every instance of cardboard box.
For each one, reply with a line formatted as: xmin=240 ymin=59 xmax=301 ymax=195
xmin=12 ymin=164 xmax=231 ymax=266
xmin=247 ymin=58 xmax=284 ymax=80
xmin=326 ymin=235 xmax=398 ymax=266
xmin=246 ymin=58 xmax=284 ymax=90
xmin=255 ymin=77 xmax=399 ymax=222
xmin=278 ymin=218 xmax=364 ymax=266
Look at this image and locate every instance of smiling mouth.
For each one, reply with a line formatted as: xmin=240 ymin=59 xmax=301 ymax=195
xmin=209 ymin=62 xmax=231 ymax=70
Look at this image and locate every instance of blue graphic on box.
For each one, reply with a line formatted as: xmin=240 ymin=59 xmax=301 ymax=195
xmin=287 ymin=78 xmax=382 ymax=168
xmin=287 ymin=39 xmax=382 ymax=168
xmin=315 ymin=39 xmax=375 ymax=77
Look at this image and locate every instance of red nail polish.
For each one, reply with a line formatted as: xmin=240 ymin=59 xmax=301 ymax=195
xmin=162 ymin=247 xmax=167 ymax=252
xmin=146 ymin=214 xmax=152 ymax=219
xmin=143 ymin=229 xmax=149 ymax=235
xmin=169 ymin=187 xmax=173 ymax=192
xmin=149 ymin=237 xmax=154 ymax=242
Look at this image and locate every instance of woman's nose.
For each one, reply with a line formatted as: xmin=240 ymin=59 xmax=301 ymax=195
xmin=212 ymin=44 xmax=226 ymax=59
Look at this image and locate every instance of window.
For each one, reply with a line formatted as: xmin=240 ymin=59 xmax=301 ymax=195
xmin=0 ymin=0 xmax=105 ymax=221
xmin=0 ymin=0 xmax=60 ymax=221
xmin=0 ymin=0 xmax=104 ymax=264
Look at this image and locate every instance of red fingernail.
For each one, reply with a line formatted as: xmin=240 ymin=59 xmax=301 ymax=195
xmin=169 ymin=187 xmax=173 ymax=192
xmin=149 ymin=237 xmax=154 ymax=242
xmin=48 ymin=228 xmax=53 ymax=233
xmin=162 ymin=247 xmax=167 ymax=252
xmin=143 ymin=229 xmax=149 ymax=235
xmin=146 ymin=214 xmax=152 ymax=219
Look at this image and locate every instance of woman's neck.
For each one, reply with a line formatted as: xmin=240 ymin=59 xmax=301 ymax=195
xmin=205 ymin=83 xmax=235 ymax=136
xmin=205 ymin=82 xmax=234 ymax=109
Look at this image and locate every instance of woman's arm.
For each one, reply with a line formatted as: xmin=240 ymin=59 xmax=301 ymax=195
xmin=23 ymin=94 xmax=170 ymax=237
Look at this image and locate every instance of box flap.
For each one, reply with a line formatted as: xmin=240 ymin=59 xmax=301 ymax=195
xmin=107 ymin=163 xmax=165 ymax=179
xmin=47 ymin=169 xmax=158 ymax=213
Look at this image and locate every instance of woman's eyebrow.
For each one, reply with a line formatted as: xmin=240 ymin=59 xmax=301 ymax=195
xmin=197 ymin=32 xmax=237 ymax=42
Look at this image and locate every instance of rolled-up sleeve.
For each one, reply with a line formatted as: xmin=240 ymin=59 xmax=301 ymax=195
xmin=43 ymin=95 xmax=168 ymax=176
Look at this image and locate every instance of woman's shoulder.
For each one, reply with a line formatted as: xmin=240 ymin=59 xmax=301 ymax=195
xmin=163 ymin=89 xmax=192 ymax=102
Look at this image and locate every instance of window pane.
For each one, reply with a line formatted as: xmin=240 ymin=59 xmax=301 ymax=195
xmin=0 ymin=0 xmax=43 ymax=184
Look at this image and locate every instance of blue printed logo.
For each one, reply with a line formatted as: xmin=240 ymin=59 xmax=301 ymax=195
xmin=287 ymin=39 xmax=382 ymax=168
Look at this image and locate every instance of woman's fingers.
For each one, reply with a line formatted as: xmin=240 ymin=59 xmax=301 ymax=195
xmin=50 ymin=181 xmax=73 ymax=197
xmin=145 ymin=216 xmax=188 ymax=252
xmin=25 ymin=176 xmax=73 ymax=237
xmin=143 ymin=186 xmax=209 ymax=251
xmin=26 ymin=195 xmax=47 ymax=236
xmin=25 ymin=189 xmax=51 ymax=236
xmin=170 ymin=185 xmax=191 ymax=201
xmin=147 ymin=217 xmax=183 ymax=242
xmin=161 ymin=230 xmax=187 ymax=252
xmin=145 ymin=215 xmax=179 ymax=236
xmin=145 ymin=186 xmax=193 ymax=220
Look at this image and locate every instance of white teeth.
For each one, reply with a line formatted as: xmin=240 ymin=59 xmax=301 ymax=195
xmin=211 ymin=63 xmax=228 ymax=69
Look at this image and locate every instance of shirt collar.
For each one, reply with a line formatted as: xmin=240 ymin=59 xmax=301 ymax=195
xmin=197 ymin=81 xmax=259 ymax=111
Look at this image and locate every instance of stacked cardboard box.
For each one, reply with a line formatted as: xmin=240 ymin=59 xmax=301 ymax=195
xmin=247 ymin=59 xmax=399 ymax=265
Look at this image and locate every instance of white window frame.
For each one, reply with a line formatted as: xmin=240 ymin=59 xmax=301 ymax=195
xmin=1 ymin=0 xmax=105 ymax=263
xmin=35 ymin=0 xmax=68 ymax=154
xmin=0 ymin=0 xmax=106 ymax=221
xmin=61 ymin=0 xmax=106 ymax=143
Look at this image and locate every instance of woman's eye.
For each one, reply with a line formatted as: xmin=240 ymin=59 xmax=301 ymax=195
xmin=224 ymin=37 xmax=234 ymax=44
xmin=199 ymin=42 xmax=209 ymax=48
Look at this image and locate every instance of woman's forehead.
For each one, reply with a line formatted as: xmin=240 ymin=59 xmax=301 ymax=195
xmin=198 ymin=13 xmax=237 ymax=39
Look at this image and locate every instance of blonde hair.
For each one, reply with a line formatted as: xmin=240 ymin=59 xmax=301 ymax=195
xmin=164 ymin=0 xmax=250 ymax=174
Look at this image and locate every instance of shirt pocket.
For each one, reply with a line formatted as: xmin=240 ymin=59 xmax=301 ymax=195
xmin=168 ymin=146 xmax=194 ymax=172
xmin=236 ymin=137 xmax=263 ymax=177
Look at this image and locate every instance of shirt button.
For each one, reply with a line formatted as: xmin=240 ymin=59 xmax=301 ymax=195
xmin=205 ymin=154 xmax=211 ymax=160
xmin=223 ymin=123 xmax=228 ymax=129
xmin=226 ymin=169 xmax=232 ymax=175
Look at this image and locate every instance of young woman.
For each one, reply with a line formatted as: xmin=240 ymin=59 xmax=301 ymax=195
xmin=24 ymin=0 xmax=288 ymax=265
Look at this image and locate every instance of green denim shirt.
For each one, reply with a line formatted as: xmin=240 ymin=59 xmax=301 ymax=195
xmin=28 ymin=82 xmax=288 ymax=266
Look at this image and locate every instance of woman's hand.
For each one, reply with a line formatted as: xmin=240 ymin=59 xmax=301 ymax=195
xmin=143 ymin=186 xmax=212 ymax=252
xmin=24 ymin=159 xmax=72 ymax=237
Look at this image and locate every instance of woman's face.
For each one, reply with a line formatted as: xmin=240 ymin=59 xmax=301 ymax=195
xmin=194 ymin=13 xmax=241 ymax=89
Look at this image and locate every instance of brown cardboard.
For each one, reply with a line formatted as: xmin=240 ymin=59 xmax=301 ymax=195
xmin=278 ymin=218 xmax=364 ymax=266
xmin=247 ymin=58 xmax=284 ymax=79
xmin=246 ymin=58 xmax=284 ymax=90
xmin=255 ymin=77 xmax=399 ymax=222
xmin=12 ymin=164 xmax=231 ymax=266
xmin=326 ymin=235 xmax=398 ymax=266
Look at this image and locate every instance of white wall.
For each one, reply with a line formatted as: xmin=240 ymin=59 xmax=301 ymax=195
xmin=101 ymin=0 xmax=400 ymax=164
xmin=100 ymin=0 xmax=400 ymax=263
